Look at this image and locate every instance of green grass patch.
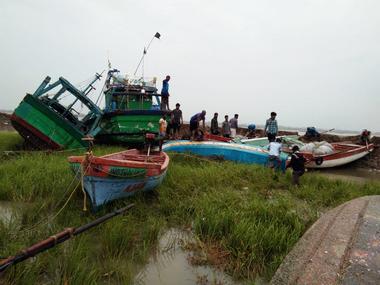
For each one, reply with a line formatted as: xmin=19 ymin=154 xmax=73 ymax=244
xmin=0 ymin=131 xmax=24 ymax=152
xmin=0 ymin=132 xmax=379 ymax=283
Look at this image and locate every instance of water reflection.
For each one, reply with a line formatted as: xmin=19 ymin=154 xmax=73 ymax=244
xmin=0 ymin=201 xmax=18 ymax=225
xmin=313 ymin=166 xmax=380 ymax=183
xmin=134 ymin=228 xmax=242 ymax=285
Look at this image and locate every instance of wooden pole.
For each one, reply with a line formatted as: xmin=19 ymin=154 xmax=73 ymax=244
xmin=0 ymin=204 xmax=134 ymax=272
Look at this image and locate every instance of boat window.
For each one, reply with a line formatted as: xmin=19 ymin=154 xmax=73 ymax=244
xmin=39 ymin=87 xmax=94 ymax=128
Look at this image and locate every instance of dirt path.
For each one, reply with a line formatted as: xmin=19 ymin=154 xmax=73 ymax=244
xmin=0 ymin=112 xmax=13 ymax=131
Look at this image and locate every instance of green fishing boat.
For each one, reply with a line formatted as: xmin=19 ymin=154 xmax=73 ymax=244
xmin=96 ymin=69 xmax=169 ymax=146
xmin=11 ymin=75 xmax=103 ymax=150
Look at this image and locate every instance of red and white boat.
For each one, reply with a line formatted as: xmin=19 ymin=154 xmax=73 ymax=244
xmin=302 ymin=143 xmax=374 ymax=168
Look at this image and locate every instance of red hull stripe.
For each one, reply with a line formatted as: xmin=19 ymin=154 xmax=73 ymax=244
xmin=303 ymin=143 xmax=374 ymax=161
xmin=11 ymin=114 xmax=62 ymax=149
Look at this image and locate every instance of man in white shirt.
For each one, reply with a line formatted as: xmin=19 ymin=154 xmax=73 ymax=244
xmin=229 ymin=114 xmax=239 ymax=138
xmin=267 ymin=138 xmax=282 ymax=171
xmin=159 ymin=114 xmax=167 ymax=137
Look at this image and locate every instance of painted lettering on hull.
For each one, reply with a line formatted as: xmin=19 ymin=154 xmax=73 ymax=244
xmin=124 ymin=182 xmax=146 ymax=193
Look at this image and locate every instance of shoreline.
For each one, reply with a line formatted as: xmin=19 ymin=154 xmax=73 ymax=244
xmin=1 ymin=112 xmax=379 ymax=171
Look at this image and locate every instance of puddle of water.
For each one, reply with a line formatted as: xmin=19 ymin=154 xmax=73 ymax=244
xmin=313 ymin=167 xmax=380 ymax=183
xmin=134 ymin=228 xmax=242 ymax=285
xmin=0 ymin=201 xmax=18 ymax=225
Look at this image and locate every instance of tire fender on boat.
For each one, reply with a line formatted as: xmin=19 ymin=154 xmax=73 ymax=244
xmin=315 ymin=157 xmax=323 ymax=165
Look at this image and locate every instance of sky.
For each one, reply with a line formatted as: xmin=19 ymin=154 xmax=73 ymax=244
xmin=0 ymin=0 xmax=379 ymax=132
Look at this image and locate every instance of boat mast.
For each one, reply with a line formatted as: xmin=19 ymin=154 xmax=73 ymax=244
xmin=133 ymin=32 xmax=161 ymax=77
xmin=62 ymin=73 xmax=103 ymax=117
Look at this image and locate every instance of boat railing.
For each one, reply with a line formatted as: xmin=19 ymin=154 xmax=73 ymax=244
xmin=30 ymin=76 xmax=104 ymax=135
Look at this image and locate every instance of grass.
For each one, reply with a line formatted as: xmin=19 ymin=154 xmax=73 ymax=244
xmin=0 ymin=131 xmax=379 ymax=284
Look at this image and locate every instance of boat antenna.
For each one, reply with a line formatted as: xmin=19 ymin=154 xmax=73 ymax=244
xmin=107 ymin=50 xmax=112 ymax=70
xmin=133 ymin=32 xmax=161 ymax=76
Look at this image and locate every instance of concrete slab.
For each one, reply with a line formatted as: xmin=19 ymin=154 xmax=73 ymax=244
xmin=270 ymin=195 xmax=380 ymax=285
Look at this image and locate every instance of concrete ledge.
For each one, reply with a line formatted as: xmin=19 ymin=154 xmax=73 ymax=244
xmin=271 ymin=195 xmax=380 ymax=285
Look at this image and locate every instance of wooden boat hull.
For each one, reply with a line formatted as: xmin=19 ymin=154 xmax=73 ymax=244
xmin=163 ymin=140 xmax=288 ymax=171
xmin=241 ymin=138 xmax=374 ymax=169
xmin=80 ymin=170 xmax=167 ymax=210
xmin=303 ymin=143 xmax=374 ymax=169
xmin=96 ymin=110 xmax=168 ymax=145
xmin=11 ymin=76 xmax=103 ymax=150
xmin=11 ymin=95 xmax=87 ymax=150
xmin=68 ymin=150 xmax=169 ymax=210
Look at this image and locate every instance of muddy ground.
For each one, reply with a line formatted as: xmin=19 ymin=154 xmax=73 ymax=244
xmin=0 ymin=112 xmax=13 ymax=131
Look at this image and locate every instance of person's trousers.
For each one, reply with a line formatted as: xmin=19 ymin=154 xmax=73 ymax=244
xmin=292 ymin=170 xmax=304 ymax=185
xmin=231 ymin=128 xmax=237 ymax=137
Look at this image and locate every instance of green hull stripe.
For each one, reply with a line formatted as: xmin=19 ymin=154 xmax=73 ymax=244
xmin=14 ymin=96 xmax=86 ymax=148
xmin=69 ymin=163 xmax=146 ymax=178
xmin=99 ymin=114 xmax=163 ymax=143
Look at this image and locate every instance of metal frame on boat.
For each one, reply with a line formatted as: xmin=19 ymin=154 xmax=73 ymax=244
xmin=11 ymin=75 xmax=103 ymax=150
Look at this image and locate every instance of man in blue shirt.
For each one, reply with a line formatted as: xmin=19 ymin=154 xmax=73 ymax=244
xmin=190 ymin=110 xmax=206 ymax=140
xmin=264 ymin=112 xmax=278 ymax=141
xmin=161 ymin=75 xmax=170 ymax=110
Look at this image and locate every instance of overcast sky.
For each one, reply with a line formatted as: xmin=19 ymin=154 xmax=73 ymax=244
xmin=1 ymin=0 xmax=379 ymax=132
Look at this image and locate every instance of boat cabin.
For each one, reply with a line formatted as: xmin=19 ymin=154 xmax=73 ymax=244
xmin=95 ymin=69 xmax=168 ymax=146
xmin=104 ymin=69 xmax=162 ymax=112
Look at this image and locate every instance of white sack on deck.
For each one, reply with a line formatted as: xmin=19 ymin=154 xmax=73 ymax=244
xmin=300 ymin=141 xmax=334 ymax=155
xmin=300 ymin=143 xmax=315 ymax=152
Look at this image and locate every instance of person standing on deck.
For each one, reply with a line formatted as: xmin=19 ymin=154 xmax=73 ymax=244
xmin=229 ymin=114 xmax=239 ymax=138
xmin=171 ymin=103 xmax=183 ymax=139
xmin=190 ymin=110 xmax=206 ymax=140
xmin=210 ymin=113 xmax=219 ymax=135
xmin=161 ymin=75 xmax=170 ymax=110
xmin=222 ymin=115 xmax=231 ymax=138
xmin=264 ymin=112 xmax=278 ymax=141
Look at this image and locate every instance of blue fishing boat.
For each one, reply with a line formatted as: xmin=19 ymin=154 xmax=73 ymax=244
xmin=68 ymin=149 xmax=169 ymax=210
xmin=163 ymin=140 xmax=289 ymax=170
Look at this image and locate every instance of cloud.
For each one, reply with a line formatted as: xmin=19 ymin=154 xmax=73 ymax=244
xmin=1 ymin=0 xmax=379 ymax=131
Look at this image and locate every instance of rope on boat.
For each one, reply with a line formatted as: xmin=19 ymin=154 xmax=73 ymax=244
xmin=80 ymin=151 xmax=93 ymax=212
xmin=12 ymin=164 xmax=89 ymax=236
xmin=95 ymin=77 xmax=107 ymax=105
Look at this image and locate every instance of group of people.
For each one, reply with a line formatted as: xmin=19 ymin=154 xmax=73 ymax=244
xmin=210 ymin=113 xmax=239 ymax=138
xmin=267 ymin=137 xmax=306 ymax=186
xmin=158 ymin=103 xmax=183 ymax=140
xmin=158 ymin=76 xmax=306 ymax=186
